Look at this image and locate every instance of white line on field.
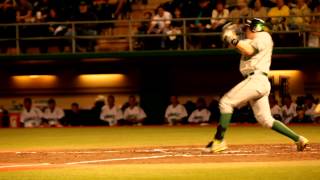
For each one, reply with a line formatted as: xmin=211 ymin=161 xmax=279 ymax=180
xmin=65 ymin=152 xmax=274 ymax=165
xmin=0 ymin=163 xmax=51 ymax=169
xmin=65 ymin=155 xmax=174 ymax=165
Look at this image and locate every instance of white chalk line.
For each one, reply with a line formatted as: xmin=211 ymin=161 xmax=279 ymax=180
xmin=0 ymin=150 xmax=318 ymax=169
xmin=1 ymin=146 xmax=319 ymax=169
xmin=65 ymin=155 xmax=174 ymax=165
xmin=65 ymin=153 xmax=274 ymax=166
xmin=0 ymin=163 xmax=51 ymax=169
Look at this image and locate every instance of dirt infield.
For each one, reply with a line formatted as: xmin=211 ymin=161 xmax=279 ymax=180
xmin=0 ymin=143 xmax=319 ymax=171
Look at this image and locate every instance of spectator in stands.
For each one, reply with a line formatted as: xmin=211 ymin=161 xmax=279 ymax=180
xmin=93 ymin=0 xmax=114 ymax=35
xmin=123 ymin=95 xmax=146 ymax=126
xmin=210 ymin=0 xmax=229 ymax=48
xmin=71 ymin=0 xmax=98 ymax=52
xmin=211 ymin=1 xmax=229 ymax=31
xmin=0 ymin=0 xmax=16 ymax=22
xmin=46 ymin=8 xmax=70 ymax=52
xmin=16 ymin=0 xmax=34 ymax=53
xmin=100 ymin=95 xmax=123 ymax=126
xmin=188 ymin=0 xmax=213 ymax=49
xmin=267 ymin=0 xmax=290 ymax=31
xmin=188 ymin=97 xmax=211 ymax=125
xmin=269 ymin=94 xmax=282 ymax=120
xmin=134 ymin=11 xmax=152 ymax=50
xmin=43 ymin=98 xmax=64 ymax=127
xmin=166 ymin=7 xmax=184 ymax=49
xmin=20 ymin=98 xmax=43 ymax=128
xmin=30 ymin=0 xmax=55 ymax=54
xmin=33 ymin=0 xmax=51 ymax=22
xmin=289 ymin=0 xmax=311 ymax=29
xmin=147 ymin=5 xmax=172 ymax=49
xmin=248 ymin=0 xmax=268 ymax=19
xmin=229 ymin=0 xmax=249 ymax=24
xmin=0 ymin=0 xmax=16 ymax=53
xmin=281 ymin=95 xmax=298 ymax=124
xmin=165 ymin=95 xmax=188 ymax=126
xmin=108 ymin=0 xmax=126 ymax=19
xmin=16 ymin=0 xmax=33 ymax=23
xmin=308 ymin=2 xmax=320 ymax=47
xmin=0 ymin=106 xmax=10 ymax=128
xmin=65 ymin=102 xmax=86 ymax=126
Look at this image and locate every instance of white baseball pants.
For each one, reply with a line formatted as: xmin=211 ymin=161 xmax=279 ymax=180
xmin=219 ymin=73 xmax=275 ymax=128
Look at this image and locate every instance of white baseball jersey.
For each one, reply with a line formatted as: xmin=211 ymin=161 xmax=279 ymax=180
xmin=281 ymin=103 xmax=297 ymax=124
xmin=20 ymin=107 xmax=43 ymax=127
xmin=151 ymin=11 xmax=172 ymax=30
xmin=305 ymin=104 xmax=317 ymax=121
xmin=43 ymin=107 xmax=65 ymax=125
xmin=165 ymin=104 xmax=188 ymax=121
xmin=100 ymin=105 xmax=123 ymax=126
xmin=271 ymin=104 xmax=282 ymax=118
xmin=188 ymin=109 xmax=211 ymax=123
xmin=124 ymin=106 xmax=147 ymax=120
xmin=240 ymin=32 xmax=273 ymax=76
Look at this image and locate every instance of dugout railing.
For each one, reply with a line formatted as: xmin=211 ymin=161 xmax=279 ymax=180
xmin=0 ymin=15 xmax=319 ymax=55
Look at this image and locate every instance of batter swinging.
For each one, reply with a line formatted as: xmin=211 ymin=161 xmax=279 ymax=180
xmin=205 ymin=18 xmax=309 ymax=153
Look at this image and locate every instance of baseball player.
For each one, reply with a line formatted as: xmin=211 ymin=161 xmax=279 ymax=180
xmin=43 ymin=98 xmax=64 ymax=127
xmin=204 ymin=18 xmax=309 ymax=153
xmin=188 ymin=97 xmax=211 ymax=125
xmin=100 ymin=95 xmax=123 ymax=126
xmin=165 ymin=96 xmax=188 ymax=125
xmin=20 ymin=98 xmax=43 ymax=128
xmin=123 ymin=95 xmax=146 ymax=126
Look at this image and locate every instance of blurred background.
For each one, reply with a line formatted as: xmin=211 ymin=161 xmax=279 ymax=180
xmin=0 ymin=0 xmax=319 ymax=127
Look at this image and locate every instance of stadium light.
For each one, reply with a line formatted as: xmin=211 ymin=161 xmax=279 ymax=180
xmin=77 ymin=74 xmax=127 ymax=87
xmin=11 ymin=75 xmax=58 ymax=88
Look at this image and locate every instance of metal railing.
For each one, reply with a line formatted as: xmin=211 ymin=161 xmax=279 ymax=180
xmin=0 ymin=15 xmax=319 ymax=55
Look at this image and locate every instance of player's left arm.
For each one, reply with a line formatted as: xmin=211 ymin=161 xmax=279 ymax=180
xmin=222 ymin=23 xmax=258 ymax=57
xmin=234 ymin=40 xmax=257 ymax=57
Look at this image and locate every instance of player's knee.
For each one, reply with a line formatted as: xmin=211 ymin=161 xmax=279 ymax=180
xmin=255 ymin=114 xmax=274 ymax=128
xmin=219 ymin=97 xmax=233 ymax=114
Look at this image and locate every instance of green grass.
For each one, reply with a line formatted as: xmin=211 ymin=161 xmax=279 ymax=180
xmin=1 ymin=161 xmax=320 ymax=180
xmin=0 ymin=125 xmax=319 ymax=151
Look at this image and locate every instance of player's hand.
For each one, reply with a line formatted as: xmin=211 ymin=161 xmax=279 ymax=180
xmin=222 ymin=23 xmax=239 ymax=46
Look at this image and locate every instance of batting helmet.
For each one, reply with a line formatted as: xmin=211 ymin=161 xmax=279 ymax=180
xmin=245 ymin=18 xmax=265 ymax=32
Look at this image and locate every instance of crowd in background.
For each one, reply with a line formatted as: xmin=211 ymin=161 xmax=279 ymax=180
xmin=0 ymin=93 xmax=319 ymax=128
xmin=0 ymin=0 xmax=135 ymax=53
xmin=136 ymin=0 xmax=320 ymax=50
xmin=1 ymin=0 xmax=320 ymax=53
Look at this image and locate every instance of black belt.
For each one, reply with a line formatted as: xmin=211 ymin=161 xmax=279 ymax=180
xmin=244 ymin=71 xmax=268 ymax=78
